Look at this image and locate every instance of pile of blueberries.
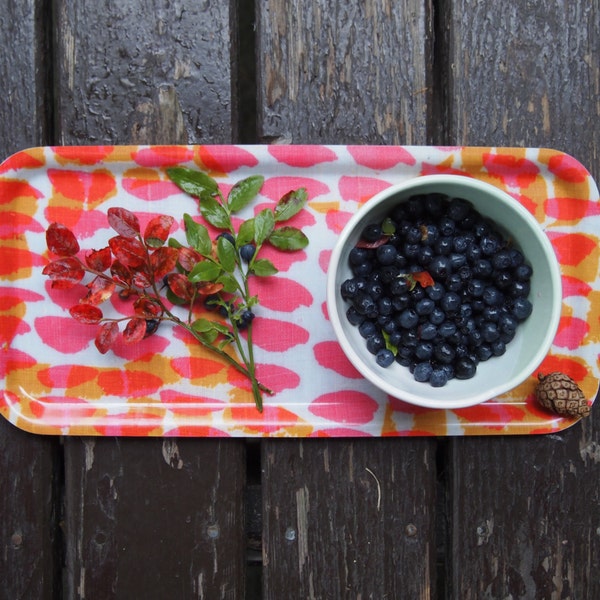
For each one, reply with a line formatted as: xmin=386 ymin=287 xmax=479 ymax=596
xmin=340 ymin=193 xmax=533 ymax=387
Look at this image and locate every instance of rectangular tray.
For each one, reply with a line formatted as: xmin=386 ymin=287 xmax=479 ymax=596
xmin=1 ymin=145 xmax=598 ymax=437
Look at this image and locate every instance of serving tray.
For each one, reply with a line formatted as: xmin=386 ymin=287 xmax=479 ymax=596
xmin=0 ymin=145 xmax=598 ymax=437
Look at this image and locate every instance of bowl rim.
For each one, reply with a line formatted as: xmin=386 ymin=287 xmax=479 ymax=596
xmin=326 ymin=173 xmax=563 ymax=409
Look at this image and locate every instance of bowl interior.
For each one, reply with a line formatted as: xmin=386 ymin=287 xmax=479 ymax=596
xmin=326 ymin=175 xmax=562 ymax=409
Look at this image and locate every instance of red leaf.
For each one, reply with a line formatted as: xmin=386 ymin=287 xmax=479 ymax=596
xmin=133 ymin=269 xmax=152 ymax=289
xmin=144 ymin=215 xmax=174 ymax=247
xmin=134 ymin=297 xmax=162 ymax=318
xmin=109 ymin=235 xmax=146 ymax=268
xmin=95 ymin=321 xmax=119 ymax=354
xmin=46 ymin=222 xmax=80 ymax=256
xmin=110 ymin=261 xmax=133 ymax=286
xmin=107 ymin=207 xmax=140 ymax=237
xmin=85 ymin=247 xmax=112 ymax=271
xmin=123 ymin=317 xmax=147 ymax=343
xmin=355 ymin=235 xmax=391 ymax=249
xmin=178 ymin=247 xmax=203 ymax=272
xmin=150 ymin=246 xmax=179 ymax=280
xmin=82 ymin=276 xmax=116 ymax=305
xmin=69 ymin=304 xmax=103 ymax=324
xmin=167 ymin=273 xmax=195 ymax=301
xmin=196 ymin=281 xmax=224 ymax=296
xmin=42 ymin=257 xmax=85 ymax=288
xmin=412 ymin=271 xmax=435 ymax=288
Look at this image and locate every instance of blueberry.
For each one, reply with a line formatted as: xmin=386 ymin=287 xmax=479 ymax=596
xmin=235 ymin=309 xmax=255 ymax=330
xmin=477 ymin=344 xmax=493 ymax=361
xmin=390 ymin=277 xmax=410 ymax=296
xmin=434 ymin=341 xmax=455 ymax=364
xmin=351 ymin=260 xmax=373 ymax=277
xmin=341 ymin=278 xmax=359 ymax=300
xmin=447 ymin=198 xmax=472 ymax=221
xmin=513 ymin=263 xmax=533 ymax=281
xmin=398 ymin=308 xmax=419 ymax=329
xmin=415 ymin=341 xmax=434 ymax=360
xmin=413 ymin=361 xmax=433 ymax=382
xmin=480 ymin=235 xmax=500 ymax=256
xmin=467 ymin=279 xmax=485 ymax=297
xmin=482 ymin=286 xmax=503 ymax=306
xmin=438 ymin=217 xmax=456 ymax=236
xmin=434 ymin=237 xmax=454 ymax=255
xmin=361 ymin=223 xmax=382 ymax=243
xmin=415 ymin=298 xmax=435 ymax=316
xmin=491 ymin=340 xmax=506 ymax=356
xmin=438 ymin=321 xmax=457 ymax=338
xmin=426 ymin=282 xmax=446 ymax=301
xmin=455 ymin=357 xmax=477 ymax=379
xmin=353 ymin=292 xmax=377 ymax=316
xmin=440 ymin=292 xmax=461 ymax=313
xmin=429 ymin=255 xmax=452 ymax=278
xmin=452 ymin=235 xmax=470 ymax=253
xmin=378 ymin=297 xmax=393 ymax=316
xmin=144 ymin=318 xmax=160 ymax=338
xmin=492 ymin=250 xmax=512 ymax=270
xmin=217 ymin=232 xmax=235 ymax=245
xmin=240 ymin=243 xmax=256 ymax=262
xmin=406 ymin=226 xmax=422 ymax=244
xmin=509 ymin=281 xmax=530 ymax=298
xmin=481 ymin=321 xmax=500 ymax=343
xmin=366 ymin=334 xmax=385 ymax=355
xmin=429 ymin=307 xmax=446 ymax=325
xmin=359 ymin=320 xmax=377 ymax=339
xmin=512 ymin=297 xmax=533 ymax=321
xmin=346 ymin=307 xmax=365 ymax=326
xmin=376 ymin=348 xmax=395 ymax=368
xmin=420 ymin=322 xmax=438 ymax=340
xmin=349 ymin=247 xmax=369 ymax=266
xmin=472 ymin=259 xmax=493 ymax=278
xmin=430 ymin=369 xmax=449 ymax=387
xmin=376 ymin=244 xmax=397 ymax=265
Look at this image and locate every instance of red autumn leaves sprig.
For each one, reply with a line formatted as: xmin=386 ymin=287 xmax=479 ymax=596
xmin=43 ymin=168 xmax=309 ymax=412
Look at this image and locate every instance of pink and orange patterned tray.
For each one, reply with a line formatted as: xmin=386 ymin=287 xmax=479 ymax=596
xmin=0 ymin=145 xmax=598 ymax=437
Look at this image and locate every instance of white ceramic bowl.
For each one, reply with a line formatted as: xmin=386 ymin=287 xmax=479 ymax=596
xmin=326 ymin=174 xmax=562 ymax=409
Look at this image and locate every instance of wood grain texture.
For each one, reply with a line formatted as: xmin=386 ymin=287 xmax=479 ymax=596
xmin=257 ymin=0 xmax=433 ymax=144
xmin=55 ymin=0 xmax=237 ymax=145
xmin=0 ymin=2 xmax=58 ymax=599
xmin=63 ymin=439 xmax=246 ymax=599
xmin=262 ymin=439 xmax=436 ymax=599
xmin=54 ymin=1 xmax=247 ymax=598
xmin=443 ymin=1 xmax=600 ymax=597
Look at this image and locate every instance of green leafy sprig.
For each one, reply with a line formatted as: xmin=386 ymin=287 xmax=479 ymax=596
xmin=165 ymin=167 xmax=309 ymax=410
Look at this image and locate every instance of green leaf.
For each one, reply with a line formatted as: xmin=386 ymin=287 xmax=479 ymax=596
xmin=382 ymin=330 xmax=398 ymax=356
xmin=227 ymin=175 xmax=264 ymax=213
xmin=254 ymin=208 xmax=275 ymax=246
xmin=268 ymin=226 xmax=309 ymax=251
xmin=237 ymin=218 xmax=255 ymax=246
xmin=251 ymin=258 xmax=278 ymax=276
xmin=217 ymin=236 xmax=237 ymax=273
xmin=192 ymin=318 xmax=230 ymax=336
xmin=188 ymin=260 xmax=222 ymax=282
xmin=200 ymin=195 xmax=231 ymax=230
xmin=217 ymin=272 xmax=240 ymax=294
xmin=274 ymin=188 xmax=308 ymax=222
xmin=167 ymin=167 xmax=218 ymax=198
xmin=183 ymin=214 xmax=212 ymax=255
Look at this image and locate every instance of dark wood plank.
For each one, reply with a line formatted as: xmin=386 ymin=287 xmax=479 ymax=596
xmin=444 ymin=2 xmax=600 ymax=597
xmin=257 ymin=1 xmax=438 ymax=596
xmin=257 ymin=0 xmax=432 ymax=145
xmin=262 ymin=439 xmax=437 ymax=598
xmin=0 ymin=2 xmax=59 ymax=598
xmin=54 ymin=1 xmax=247 ymax=597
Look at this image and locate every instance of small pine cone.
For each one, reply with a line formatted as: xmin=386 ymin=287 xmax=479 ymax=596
xmin=535 ymin=372 xmax=591 ymax=418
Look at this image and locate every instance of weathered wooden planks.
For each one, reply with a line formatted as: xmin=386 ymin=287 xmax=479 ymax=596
xmin=443 ymin=1 xmax=600 ymax=597
xmin=257 ymin=0 xmax=433 ymax=145
xmin=0 ymin=2 xmax=58 ymax=599
xmin=53 ymin=1 xmax=247 ymax=597
xmin=256 ymin=1 xmax=438 ymax=597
